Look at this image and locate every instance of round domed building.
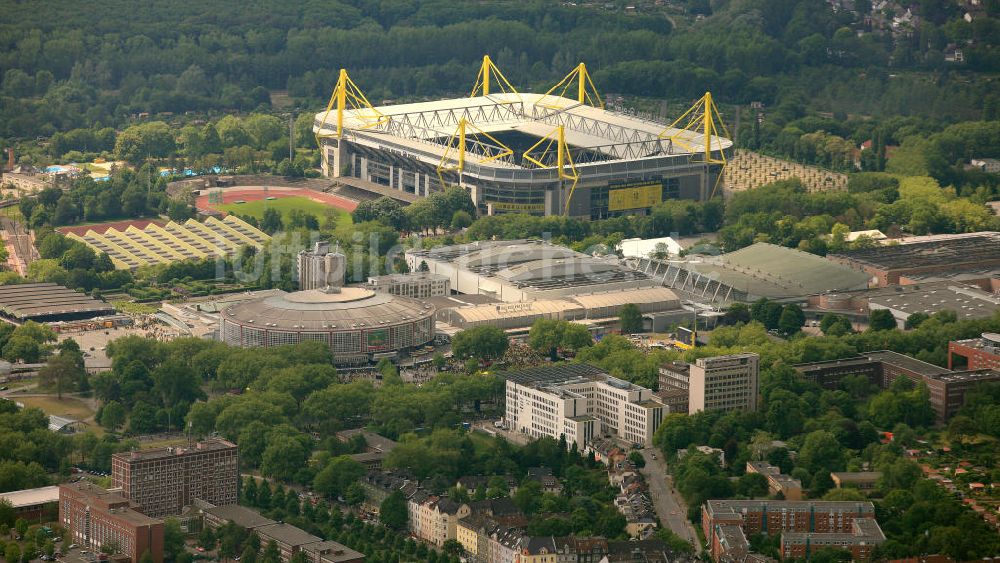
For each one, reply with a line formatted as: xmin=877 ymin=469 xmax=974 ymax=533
xmin=219 ymin=286 xmax=435 ymax=366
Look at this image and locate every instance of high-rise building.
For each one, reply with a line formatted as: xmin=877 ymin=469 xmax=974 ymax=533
xmin=687 ymin=353 xmax=759 ymax=414
xmin=59 ymin=482 xmax=164 ymax=563
xmin=297 ymin=241 xmax=346 ymax=290
xmin=503 ymin=364 xmax=665 ymax=449
xmin=111 ymin=439 xmax=239 ymax=518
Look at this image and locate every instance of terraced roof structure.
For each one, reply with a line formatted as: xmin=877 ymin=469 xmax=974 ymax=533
xmin=66 ymin=215 xmax=270 ymax=269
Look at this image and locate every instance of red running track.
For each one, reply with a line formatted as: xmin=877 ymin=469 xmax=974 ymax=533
xmin=195 ymin=186 xmax=358 ymax=213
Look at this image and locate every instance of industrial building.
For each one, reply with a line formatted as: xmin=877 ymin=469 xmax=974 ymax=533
xmin=366 ymin=272 xmax=450 ymax=298
xmin=502 ymin=363 xmax=665 ymax=449
xmin=297 ymin=241 xmax=346 ymax=290
xmin=0 ymin=485 xmax=59 ymax=522
xmin=659 ymin=353 xmax=760 ymax=414
xmin=808 ymin=280 xmax=1000 ymax=327
xmin=313 ymin=61 xmax=732 ymax=219
xmin=633 ymin=242 xmax=870 ymax=304
xmin=65 ymin=216 xmax=270 ymax=270
xmin=59 ymin=482 xmax=165 ymax=563
xmin=826 ymin=231 xmax=1000 ymax=286
xmin=949 ymin=333 xmax=1000 ymax=371
xmin=219 ymin=287 xmax=435 ymax=366
xmin=794 ymin=350 xmax=1000 ymax=422
xmin=0 ymin=282 xmax=115 ymax=323
xmin=111 ymin=439 xmax=239 ymax=518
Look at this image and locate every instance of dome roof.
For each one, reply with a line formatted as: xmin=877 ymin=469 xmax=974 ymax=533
xmin=221 ymin=287 xmax=434 ymax=331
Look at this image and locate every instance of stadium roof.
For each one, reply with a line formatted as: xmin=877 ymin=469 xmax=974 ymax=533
xmin=222 ymin=287 xmax=434 ymax=330
xmin=65 ymin=215 xmax=270 ymax=270
xmin=679 ymin=243 xmax=870 ymax=299
xmin=0 ymin=282 xmax=114 ymax=321
xmin=315 ymin=93 xmax=732 ymax=165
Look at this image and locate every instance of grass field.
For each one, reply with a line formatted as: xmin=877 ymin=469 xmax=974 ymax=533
xmin=217 ymin=196 xmax=352 ymax=227
xmin=18 ymin=395 xmax=94 ymax=421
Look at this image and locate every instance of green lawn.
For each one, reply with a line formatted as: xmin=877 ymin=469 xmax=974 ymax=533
xmin=217 ymin=196 xmax=352 ymax=227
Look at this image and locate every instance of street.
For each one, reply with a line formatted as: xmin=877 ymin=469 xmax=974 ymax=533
xmin=639 ymin=448 xmax=702 ymax=554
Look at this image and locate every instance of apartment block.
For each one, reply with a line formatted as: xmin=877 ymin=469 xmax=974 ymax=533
xmin=687 ymin=353 xmax=760 ymax=414
xmin=503 ymin=364 xmax=665 ymax=449
xmin=702 ymin=499 xmax=877 ymax=539
xmin=297 ymin=241 xmax=345 ymax=290
xmin=59 ymin=482 xmax=164 ymax=563
xmin=704 ymin=499 xmax=884 ymax=562
xmin=112 ymin=439 xmax=239 ymax=518
xmin=830 ymin=471 xmax=881 ymax=492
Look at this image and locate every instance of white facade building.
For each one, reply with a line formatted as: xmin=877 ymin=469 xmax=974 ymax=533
xmin=504 ymin=364 xmax=665 ymax=449
xmin=688 ymin=353 xmax=760 ymax=414
xmin=366 ymin=272 xmax=450 ymax=298
xmin=617 ymin=236 xmax=683 ymax=259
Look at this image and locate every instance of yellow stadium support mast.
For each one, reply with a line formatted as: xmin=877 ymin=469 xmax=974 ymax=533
xmin=523 ymin=125 xmax=578 ymax=215
xmin=470 ymin=55 xmax=518 ymax=98
xmin=315 ymin=68 xmax=388 ymax=146
xmin=658 ymin=92 xmax=730 ymax=199
xmin=437 ymin=118 xmax=514 ymax=188
xmin=536 ymin=62 xmax=603 ymax=109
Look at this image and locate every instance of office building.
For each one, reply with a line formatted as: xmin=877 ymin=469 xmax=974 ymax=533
xmin=687 ymin=353 xmax=759 ymax=414
xmin=366 ymin=272 xmax=450 ymax=298
xmin=59 ymin=482 xmax=164 ymax=563
xmin=949 ymin=333 xmax=1000 ymax=371
xmin=112 ymin=439 xmax=239 ymax=518
xmin=794 ymin=350 xmax=1000 ymax=422
xmin=503 ymin=364 xmax=665 ymax=449
xmin=297 ymin=241 xmax=346 ymax=290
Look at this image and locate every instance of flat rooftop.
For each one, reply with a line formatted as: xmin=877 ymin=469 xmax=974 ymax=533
xmin=0 ymin=282 xmax=115 ymax=320
xmin=205 ymin=504 xmax=276 ymax=529
xmin=0 ymin=485 xmax=59 ymax=507
xmin=864 ymin=282 xmax=1000 ymax=320
xmin=113 ymin=439 xmax=236 ymax=462
xmin=502 ymin=363 xmax=608 ymax=386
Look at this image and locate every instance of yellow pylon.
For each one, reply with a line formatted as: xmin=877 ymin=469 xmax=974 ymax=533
xmin=658 ymin=92 xmax=730 ymax=198
xmin=536 ymin=63 xmax=603 ymax=109
xmin=522 ymin=125 xmax=578 ymax=215
xmin=315 ymin=69 xmax=388 ymax=146
xmin=470 ymin=55 xmax=519 ymax=98
xmin=436 ymin=118 xmax=514 ymax=188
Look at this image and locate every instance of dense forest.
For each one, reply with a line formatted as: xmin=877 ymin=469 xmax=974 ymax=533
xmin=2 ymin=0 xmax=999 ymax=144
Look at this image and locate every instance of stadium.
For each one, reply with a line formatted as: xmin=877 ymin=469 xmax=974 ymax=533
xmin=218 ymin=286 xmax=435 ymax=366
xmin=313 ymin=58 xmax=733 ymax=219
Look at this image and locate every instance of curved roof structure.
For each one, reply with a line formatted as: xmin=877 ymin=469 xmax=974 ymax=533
xmin=221 ymin=287 xmax=434 ymax=331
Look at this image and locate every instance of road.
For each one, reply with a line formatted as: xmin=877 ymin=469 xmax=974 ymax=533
xmin=639 ymin=447 xmax=702 ymax=554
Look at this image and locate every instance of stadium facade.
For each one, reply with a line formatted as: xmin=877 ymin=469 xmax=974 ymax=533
xmin=313 ymin=64 xmax=733 ymax=219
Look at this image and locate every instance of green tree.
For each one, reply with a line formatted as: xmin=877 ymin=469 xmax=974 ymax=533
xmin=778 ymin=304 xmax=805 ymax=335
xmin=38 ymin=352 xmax=84 ymax=399
xmin=163 ymin=519 xmax=185 ymax=562
xmin=380 ymin=490 xmax=408 ymax=531
xmin=313 ymin=456 xmax=365 ymax=499
xmin=868 ymin=309 xmax=897 ymax=331
xmin=98 ymin=400 xmax=125 ymax=432
xmin=451 ymin=326 xmax=509 ymax=360
xmin=619 ymin=303 xmax=643 ymax=334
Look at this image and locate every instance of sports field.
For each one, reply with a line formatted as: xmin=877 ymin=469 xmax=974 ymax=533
xmin=217 ymin=196 xmax=352 ymax=226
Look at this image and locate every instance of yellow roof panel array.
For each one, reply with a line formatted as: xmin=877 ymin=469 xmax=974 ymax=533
xmin=68 ymin=216 xmax=270 ymax=270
